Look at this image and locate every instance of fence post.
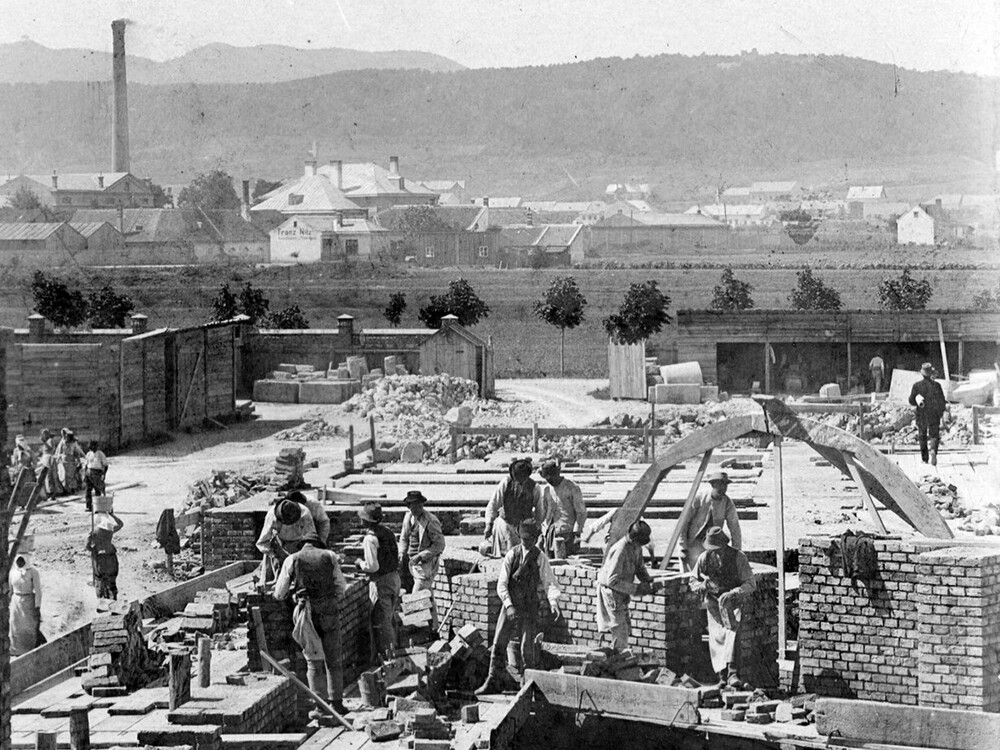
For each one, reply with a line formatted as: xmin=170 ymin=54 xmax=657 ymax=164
xmin=369 ymin=415 xmax=377 ymax=467
xmin=532 ymin=423 xmax=539 ymax=453
xmin=450 ymin=425 xmax=458 ymax=464
xmin=972 ymin=406 xmax=980 ymax=445
xmin=642 ymin=424 xmax=649 ymax=462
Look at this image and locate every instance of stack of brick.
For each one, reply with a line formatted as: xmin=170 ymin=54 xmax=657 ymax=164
xmin=274 ymin=448 xmax=305 ymax=487
xmin=401 ymin=590 xmax=435 ymax=629
xmin=431 ymin=570 xmax=502 ymax=646
xmin=82 ymin=602 xmax=159 ymax=696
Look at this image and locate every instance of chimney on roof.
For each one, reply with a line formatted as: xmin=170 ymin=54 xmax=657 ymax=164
xmin=111 ymin=19 xmax=130 ymax=173
xmin=130 ymin=313 xmax=148 ymax=334
xmin=241 ymin=180 xmax=251 ymax=222
xmin=97 ymin=174 xmax=104 ymax=188
xmin=304 ymin=159 xmax=317 ymax=177
xmin=389 ymin=156 xmax=399 ymax=176
xmin=526 ymin=209 xmax=533 ymax=227
xmin=337 ymin=314 xmax=354 ymax=339
xmin=482 ymin=197 xmax=489 ymax=207
xmin=936 ymin=198 xmax=942 ymax=211
xmin=51 ymin=171 xmax=58 ymax=189
xmin=331 ymin=160 xmax=343 ymax=190
xmin=27 ymin=313 xmax=46 ymax=342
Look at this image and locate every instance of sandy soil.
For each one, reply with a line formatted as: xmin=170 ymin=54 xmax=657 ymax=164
xmin=26 ymin=378 xmax=998 ymax=641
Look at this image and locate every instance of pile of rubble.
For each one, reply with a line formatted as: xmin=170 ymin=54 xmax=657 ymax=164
xmin=916 ymin=475 xmax=965 ymax=519
xmin=273 ymin=418 xmax=346 ymax=441
xmin=811 ymin=402 xmax=985 ymax=447
xmin=957 ymin=504 xmax=1000 ymax=536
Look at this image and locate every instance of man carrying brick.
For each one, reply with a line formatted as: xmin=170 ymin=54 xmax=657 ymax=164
xmin=273 ymin=532 xmax=350 ymax=718
xmin=483 ymin=458 xmax=549 ymax=557
xmin=690 ymin=526 xmax=756 ymax=688
xmin=398 ymin=490 xmax=446 ymax=629
xmin=909 ymin=362 xmax=948 ymax=466
xmin=678 ymin=470 xmax=743 ymax=572
xmin=356 ymin=502 xmax=401 ymax=663
xmin=596 ymin=519 xmax=660 ymax=651
xmin=476 ymin=519 xmax=561 ymax=695
xmin=539 ymin=460 xmax=584 ymax=558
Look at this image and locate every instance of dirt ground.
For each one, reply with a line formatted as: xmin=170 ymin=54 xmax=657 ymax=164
xmin=26 ymin=378 xmax=999 ymax=642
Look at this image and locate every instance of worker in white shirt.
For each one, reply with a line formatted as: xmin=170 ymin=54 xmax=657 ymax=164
xmin=539 ymin=460 xmax=585 ymax=558
xmin=84 ymin=441 xmax=109 ymax=511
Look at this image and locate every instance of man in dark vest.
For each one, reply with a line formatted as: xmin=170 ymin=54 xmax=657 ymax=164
xmin=475 ymin=519 xmax=561 ymax=695
xmin=483 ymin=458 xmax=549 ymax=556
xmin=356 ymin=502 xmax=401 ymax=663
xmin=690 ymin=526 xmax=756 ymax=688
xmin=908 ymin=362 xmax=948 ymax=466
xmin=273 ymin=532 xmax=349 ymax=718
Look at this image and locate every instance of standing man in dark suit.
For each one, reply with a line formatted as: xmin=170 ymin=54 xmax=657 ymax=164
xmin=908 ymin=362 xmax=948 ymax=466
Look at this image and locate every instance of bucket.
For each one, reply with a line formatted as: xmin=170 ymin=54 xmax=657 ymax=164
xmin=658 ymin=361 xmax=703 ymax=385
xmin=94 ymin=494 xmax=114 ymax=513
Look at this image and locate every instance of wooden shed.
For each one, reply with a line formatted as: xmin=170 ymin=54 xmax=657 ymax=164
xmin=419 ymin=315 xmax=494 ymax=397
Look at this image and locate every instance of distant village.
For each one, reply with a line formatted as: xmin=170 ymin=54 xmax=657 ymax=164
xmin=0 ymin=157 xmax=996 ymax=269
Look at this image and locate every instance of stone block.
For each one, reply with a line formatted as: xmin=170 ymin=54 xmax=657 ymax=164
xmin=252 ymin=380 xmax=299 ymax=404
xmin=819 ymin=383 xmax=841 ymax=398
xmin=649 ymin=383 xmax=701 ymax=405
xmin=298 ymin=380 xmax=358 ymax=404
xmin=400 ymin=441 xmax=427 ymax=463
xmin=699 ymin=385 xmax=720 ymax=403
xmin=460 ymin=704 xmax=479 ymax=723
xmin=367 ymin=720 xmax=403 ymax=742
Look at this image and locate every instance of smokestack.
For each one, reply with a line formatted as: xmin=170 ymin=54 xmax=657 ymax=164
xmin=331 ymin=160 xmax=343 ymax=190
xmin=111 ymin=20 xmax=130 ymax=173
xmin=51 ymin=171 xmax=58 ymax=189
xmin=241 ymin=180 xmax=251 ymax=221
xmin=304 ymin=159 xmax=317 ymax=177
xmin=389 ymin=156 xmax=399 ymax=175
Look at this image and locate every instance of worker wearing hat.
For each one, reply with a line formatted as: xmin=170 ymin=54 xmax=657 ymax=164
xmin=690 ymin=526 xmax=756 ymax=688
xmin=86 ymin=511 xmax=124 ymax=601
xmin=678 ymin=470 xmax=742 ymax=572
xmin=483 ymin=458 xmax=550 ymax=557
xmin=539 ymin=460 xmax=584 ymax=558
xmin=476 ymin=519 xmax=561 ymax=695
xmin=356 ymin=502 xmax=401 ymax=663
xmin=595 ymin=519 xmax=660 ymax=651
xmin=909 ymin=363 xmax=948 ymax=466
xmin=398 ymin=491 xmax=445 ymax=629
xmin=255 ymin=491 xmax=331 ymax=582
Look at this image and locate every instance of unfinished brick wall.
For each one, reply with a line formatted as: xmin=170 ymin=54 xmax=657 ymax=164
xmin=799 ymin=535 xmax=1000 ymax=711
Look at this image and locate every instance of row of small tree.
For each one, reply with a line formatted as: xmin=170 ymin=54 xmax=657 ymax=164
xmin=29 ymin=272 xmax=135 ymax=328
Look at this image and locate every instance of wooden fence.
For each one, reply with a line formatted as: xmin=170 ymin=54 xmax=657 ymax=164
xmin=608 ymin=339 xmax=647 ymax=400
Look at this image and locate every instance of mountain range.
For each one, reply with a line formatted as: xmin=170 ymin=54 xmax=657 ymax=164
xmin=0 ymin=51 xmax=995 ymax=197
xmin=0 ymin=40 xmax=465 ymax=84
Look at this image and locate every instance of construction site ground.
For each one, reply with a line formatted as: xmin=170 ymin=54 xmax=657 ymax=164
xmin=25 ymin=378 xmax=1000 ymax=645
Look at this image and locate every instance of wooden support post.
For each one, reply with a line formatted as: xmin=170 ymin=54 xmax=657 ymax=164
xmin=34 ymin=733 xmax=57 ymax=750
xmin=69 ymin=707 xmax=90 ymax=750
xmin=369 ymin=415 xmax=377 ymax=466
xmin=163 ymin=508 xmax=175 ymax=576
xmin=198 ymin=636 xmax=212 ymax=688
xmin=937 ymin=318 xmax=950 ymax=382
xmin=773 ymin=436 xmax=787 ymax=656
xmin=764 ymin=341 xmax=772 ymax=395
xmin=972 ymin=406 xmax=980 ymax=445
xmin=169 ymin=652 xmax=192 ymax=709
xmin=843 ymin=452 xmax=888 ymax=535
xmin=6 ymin=467 xmax=27 ymax=513
xmin=659 ymin=450 xmax=713 ymax=570
xmin=250 ymin=606 xmax=272 ymax=674
xmin=348 ymin=424 xmax=355 ymax=459
xmin=9 ymin=468 xmax=47 ymax=561
xmin=642 ymin=424 xmax=649 ymax=462
xmin=958 ymin=339 xmax=965 ymax=375
xmin=450 ymin=425 xmax=458 ymax=464
xmin=846 ymin=338 xmax=852 ymax=391
xmin=532 ymin=422 xmax=539 ymax=453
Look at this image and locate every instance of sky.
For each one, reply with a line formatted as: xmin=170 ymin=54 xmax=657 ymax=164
xmin=2 ymin=0 xmax=997 ymax=76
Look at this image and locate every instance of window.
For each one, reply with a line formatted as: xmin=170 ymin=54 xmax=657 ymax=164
xmin=478 ymin=245 xmax=489 ymax=258
xmin=288 ymin=193 xmax=304 ymax=206
xmin=345 ymin=239 xmax=359 ymax=255
xmin=425 ymin=247 xmax=435 ymax=258
xmin=913 ymin=211 xmax=919 ymax=218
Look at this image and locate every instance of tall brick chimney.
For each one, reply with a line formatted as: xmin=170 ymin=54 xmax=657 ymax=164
xmin=130 ymin=313 xmax=148 ymax=334
xmin=111 ymin=20 xmax=130 ymax=173
xmin=331 ymin=160 xmax=343 ymax=190
xmin=241 ymin=180 xmax=251 ymax=221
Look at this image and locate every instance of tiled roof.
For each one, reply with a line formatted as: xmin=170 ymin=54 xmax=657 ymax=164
xmin=415 ymin=180 xmax=466 ymax=192
xmin=476 ymin=206 xmax=532 ymax=227
xmin=472 ymin=197 xmax=522 ymax=208
xmin=375 ymin=205 xmax=485 ymax=231
xmin=292 ymin=216 xmax=385 ymax=234
xmin=72 ymin=208 xmax=266 ymax=243
xmin=521 ymin=201 xmax=604 ymax=213
xmin=497 ymin=227 xmax=544 ymax=246
xmin=722 ymin=186 xmax=751 ymax=197
xmin=535 ymin=224 xmax=582 ymax=246
xmin=846 ymin=186 xmax=885 ymax=200
xmin=632 ymin=212 xmax=726 ymax=228
xmin=20 ymin=173 xmax=132 ymax=191
xmin=252 ymin=175 xmax=362 ymax=214
xmin=0 ymin=222 xmax=66 ymax=240
xmin=69 ymin=221 xmax=119 ymax=238
xmin=317 ymin=163 xmax=439 ymax=199
xmin=751 ymin=181 xmax=798 ymax=193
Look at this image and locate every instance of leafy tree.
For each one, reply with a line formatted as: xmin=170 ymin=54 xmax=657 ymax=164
xmin=710 ymin=267 xmax=755 ymax=311
xmin=877 ymin=268 xmax=933 ymax=310
xmin=533 ymin=276 xmax=588 ymax=375
xmin=603 ymin=280 xmax=672 ymax=345
xmin=210 ymin=283 xmax=239 ymax=321
xmin=29 ymin=271 xmax=88 ymax=328
xmin=266 ymin=305 xmax=309 ymax=329
xmin=397 ymin=205 xmax=452 ymax=233
xmin=972 ymin=284 xmax=1000 ymax=311
xmin=177 ymin=169 xmax=240 ymax=210
xmin=238 ymin=281 xmax=270 ymax=325
xmin=87 ymin=286 xmax=135 ymax=328
xmin=781 ymin=208 xmax=820 ymax=246
xmin=788 ymin=268 xmax=842 ymax=310
xmin=252 ymin=178 xmax=283 ymax=201
xmin=384 ymin=292 xmax=407 ymax=326
xmin=418 ymin=278 xmax=490 ymax=328
xmin=10 ymin=185 xmax=42 ymax=210
xmin=144 ymin=179 xmax=172 ymax=208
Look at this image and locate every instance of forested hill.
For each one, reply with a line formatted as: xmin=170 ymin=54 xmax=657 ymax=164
xmin=0 ymin=52 xmax=994 ymax=194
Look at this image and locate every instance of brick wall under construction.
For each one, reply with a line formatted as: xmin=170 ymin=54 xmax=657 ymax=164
xmin=799 ymin=535 xmax=1000 ymax=712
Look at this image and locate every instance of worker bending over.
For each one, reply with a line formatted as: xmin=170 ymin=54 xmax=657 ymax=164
xmin=678 ymin=470 xmax=742 ymax=572
xmin=256 ymin=492 xmax=331 ymax=581
xmin=596 ymin=519 xmax=660 ymax=651
xmin=476 ymin=519 xmax=561 ymax=695
xmin=356 ymin=503 xmax=401 ymax=663
xmin=398 ymin=490 xmax=446 ymax=629
xmin=273 ymin=532 xmax=350 ymax=719
xmin=690 ymin=526 xmax=756 ymax=688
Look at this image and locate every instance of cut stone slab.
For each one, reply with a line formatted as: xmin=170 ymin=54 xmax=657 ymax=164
xmin=252 ymin=380 xmax=299 ymax=404
xmin=648 ymin=383 xmax=701 ymax=405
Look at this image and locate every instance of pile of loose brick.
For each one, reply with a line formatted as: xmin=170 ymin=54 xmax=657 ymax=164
xmin=148 ymin=587 xmax=236 ymax=649
xmin=81 ymin=602 xmax=160 ymax=696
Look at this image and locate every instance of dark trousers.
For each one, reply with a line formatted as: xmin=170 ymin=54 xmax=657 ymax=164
xmin=488 ymin=607 xmax=539 ymax=676
xmin=917 ymin=418 xmax=941 ymax=462
xmin=369 ymin=572 xmax=400 ymax=663
xmin=85 ymin=469 xmax=106 ymax=506
xmin=308 ymin=603 xmax=344 ymax=702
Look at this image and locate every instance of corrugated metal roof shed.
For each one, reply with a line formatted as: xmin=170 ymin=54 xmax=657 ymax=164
xmin=0 ymin=222 xmax=64 ymax=240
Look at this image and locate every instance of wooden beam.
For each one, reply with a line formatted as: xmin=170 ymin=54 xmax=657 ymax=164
xmin=526 ymin=669 xmax=700 ymax=727
xmin=488 ymin=679 xmax=536 ymax=750
xmin=250 ymin=606 xmax=271 ymax=674
xmin=774 ymin=436 xmax=787 ymax=655
xmin=937 ymin=318 xmax=950 ymax=382
xmin=659 ymin=450 xmax=713 ymax=570
xmin=260 ymin=650 xmax=352 ymax=730
xmin=9 ymin=468 xmax=48 ymax=566
xmin=842 ymin=451 xmax=888 ymax=535
xmin=6 ymin=467 xmax=28 ymax=513
xmin=814 ymin=698 xmax=1000 ymax=750
xmin=178 ymin=350 xmax=204 ymax=425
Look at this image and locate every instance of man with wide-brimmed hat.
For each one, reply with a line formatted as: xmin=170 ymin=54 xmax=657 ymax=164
xmin=595 ymin=519 xmax=661 ymax=651
xmin=539 ymin=460 xmax=584 ymax=558
xmin=690 ymin=526 xmax=756 ymax=688
xmin=273 ymin=531 xmax=350 ymax=719
xmin=398 ymin=490 xmax=445 ymax=629
xmin=475 ymin=519 xmax=561 ymax=695
xmin=678 ymin=469 xmax=742 ymax=572
xmin=909 ymin=362 xmax=948 ymax=466
xmin=483 ymin=458 xmax=549 ymax=556
xmin=255 ymin=491 xmax=331 ymax=582
xmin=356 ymin=502 xmax=401 ymax=663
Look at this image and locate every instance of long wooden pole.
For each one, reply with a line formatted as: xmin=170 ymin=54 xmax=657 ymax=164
xmin=843 ymin=452 xmax=888 ymax=535
xmin=9 ymin=468 xmax=47 ymax=563
xmin=774 ymin=436 xmax=787 ymax=657
xmin=937 ymin=318 xmax=950 ymax=382
xmin=659 ymin=450 xmax=713 ymax=570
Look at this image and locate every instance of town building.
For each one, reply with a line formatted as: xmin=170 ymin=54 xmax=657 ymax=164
xmin=896 ymin=200 xmax=973 ymax=246
xmin=575 ymin=211 xmax=728 ymax=260
xmin=314 ymin=157 xmax=439 ymax=214
xmin=0 ymin=222 xmax=86 ymax=265
xmin=685 ymin=203 xmax=775 ymax=226
xmin=69 ymin=221 xmax=125 ymax=262
xmin=268 ymin=215 xmax=386 ymax=263
xmin=0 ymin=172 xmax=155 ymax=209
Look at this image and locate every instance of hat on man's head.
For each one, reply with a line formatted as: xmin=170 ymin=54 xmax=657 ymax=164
xmin=299 ymin=531 xmax=323 ymax=548
xmin=705 ymin=470 xmax=730 ymax=484
xmin=704 ymin=526 xmax=730 ymax=550
xmin=285 ymin=490 xmax=307 ymax=504
xmin=358 ymin=502 xmax=383 ymax=524
xmin=628 ymin=519 xmax=652 ymax=543
xmin=920 ymin=362 xmax=936 ymax=376
xmin=404 ymin=490 xmax=428 ymax=506
xmin=539 ymin=460 xmax=560 ymax=477
xmin=276 ymin=498 xmax=302 ymax=525
xmin=518 ymin=518 xmax=540 ymax=537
